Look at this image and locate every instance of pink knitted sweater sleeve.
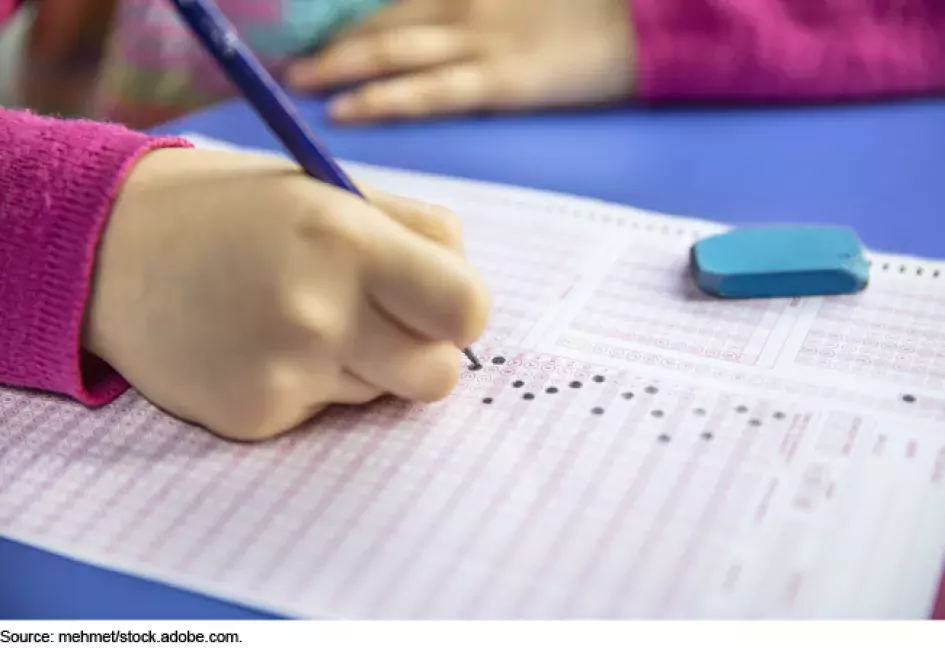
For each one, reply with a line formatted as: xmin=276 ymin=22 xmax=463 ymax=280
xmin=631 ymin=0 xmax=945 ymax=103
xmin=0 ymin=0 xmax=18 ymax=22
xmin=0 ymin=108 xmax=192 ymax=406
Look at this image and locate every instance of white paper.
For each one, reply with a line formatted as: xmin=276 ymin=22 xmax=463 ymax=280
xmin=1 ymin=133 xmax=943 ymax=619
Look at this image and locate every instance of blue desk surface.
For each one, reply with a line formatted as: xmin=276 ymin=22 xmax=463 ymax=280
xmin=3 ymin=96 xmax=945 ymax=619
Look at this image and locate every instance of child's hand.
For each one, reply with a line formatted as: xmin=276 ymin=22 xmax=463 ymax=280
xmin=285 ymin=0 xmax=635 ymax=123
xmin=83 ymin=147 xmax=491 ymax=441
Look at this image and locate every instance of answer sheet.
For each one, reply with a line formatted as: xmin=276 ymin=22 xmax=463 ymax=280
xmin=1 ymin=134 xmax=943 ymax=619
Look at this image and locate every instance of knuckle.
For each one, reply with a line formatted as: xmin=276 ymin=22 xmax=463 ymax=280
xmin=294 ymin=193 xmax=372 ymax=258
xmin=274 ymin=266 xmax=353 ymax=351
xmin=290 ymin=292 xmax=350 ymax=350
xmin=311 ymin=309 xmax=350 ymax=351
xmin=331 ymin=214 xmax=372 ymax=257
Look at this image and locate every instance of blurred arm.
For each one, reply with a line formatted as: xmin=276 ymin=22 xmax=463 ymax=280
xmin=631 ymin=0 xmax=945 ymax=103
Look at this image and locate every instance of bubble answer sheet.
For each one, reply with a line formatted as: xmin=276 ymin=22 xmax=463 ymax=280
xmin=2 ymin=133 xmax=944 ymax=620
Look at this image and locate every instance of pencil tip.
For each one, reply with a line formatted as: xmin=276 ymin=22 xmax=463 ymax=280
xmin=463 ymin=348 xmax=482 ymax=369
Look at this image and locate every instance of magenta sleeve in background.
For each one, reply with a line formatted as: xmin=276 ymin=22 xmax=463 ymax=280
xmin=631 ymin=0 xmax=945 ymax=104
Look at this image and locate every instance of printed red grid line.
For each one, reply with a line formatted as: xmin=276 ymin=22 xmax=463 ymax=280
xmin=0 ymin=405 xmax=126 ymax=528
xmin=836 ymin=441 xmax=912 ymax=614
xmin=569 ymin=322 xmax=754 ymax=363
xmin=466 ymin=241 xmax=587 ymax=272
xmin=562 ymin=335 xmax=945 ymax=421
xmin=811 ymin=342 xmax=945 ymax=368
xmin=258 ymin=415 xmax=393 ymax=597
xmin=817 ymin=354 xmax=944 ymax=379
xmin=356 ymin=370 xmax=561 ymax=617
xmin=574 ymin=294 xmax=779 ymax=364
xmin=583 ymin=291 xmax=776 ymax=327
xmin=816 ymin=289 xmax=945 ymax=319
xmin=889 ymin=444 xmax=945 ymax=620
xmin=470 ymin=244 xmax=578 ymax=271
xmin=506 ymin=386 xmax=650 ymax=616
xmin=209 ymin=423 xmax=349 ymax=582
xmin=572 ymin=308 xmax=762 ymax=343
xmin=656 ymin=399 xmax=793 ymax=616
xmin=457 ymin=378 xmax=623 ymax=616
xmin=30 ymin=411 xmax=166 ymax=538
xmin=600 ymin=407 xmax=727 ymax=617
xmin=0 ymin=403 xmax=89 ymax=494
xmin=133 ymin=441 xmax=258 ymax=561
xmin=233 ymin=414 xmax=355 ymax=589
xmin=554 ymin=438 xmax=665 ymax=615
xmin=172 ymin=429 xmax=310 ymax=573
xmin=806 ymin=313 xmax=945 ymax=341
xmin=802 ymin=320 xmax=944 ymax=350
xmin=287 ymin=405 xmax=441 ymax=599
xmin=475 ymin=249 xmax=574 ymax=281
xmin=795 ymin=349 xmax=945 ymax=383
xmin=65 ymin=423 xmax=194 ymax=545
xmin=591 ymin=258 xmax=782 ymax=319
xmin=805 ymin=327 xmax=944 ymax=354
xmin=101 ymin=431 xmax=220 ymax=555
xmin=322 ymin=395 xmax=494 ymax=609
xmin=0 ymin=394 xmax=35 ymax=450
xmin=402 ymin=375 xmax=580 ymax=617
xmin=799 ymin=340 xmax=935 ymax=361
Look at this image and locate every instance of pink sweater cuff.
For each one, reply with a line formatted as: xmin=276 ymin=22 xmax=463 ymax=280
xmin=0 ymin=109 xmax=192 ymax=407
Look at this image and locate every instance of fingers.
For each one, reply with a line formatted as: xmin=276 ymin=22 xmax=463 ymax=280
xmin=344 ymin=303 xmax=462 ymax=402
xmin=328 ymin=61 xmax=495 ymax=123
xmin=364 ymin=205 xmax=490 ymax=348
xmin=287 ymin=25 xmax=474 ymax=91
xmin=364 ymin=187 xmax=466 ymax=257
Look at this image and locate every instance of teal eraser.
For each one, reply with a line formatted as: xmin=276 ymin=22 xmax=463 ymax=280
xmin=690 ymin=225 xmax=870 ymax=299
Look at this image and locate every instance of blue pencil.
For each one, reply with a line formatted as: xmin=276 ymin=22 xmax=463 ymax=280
xmin=167 ymin=0 xmax=481 ymax=369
